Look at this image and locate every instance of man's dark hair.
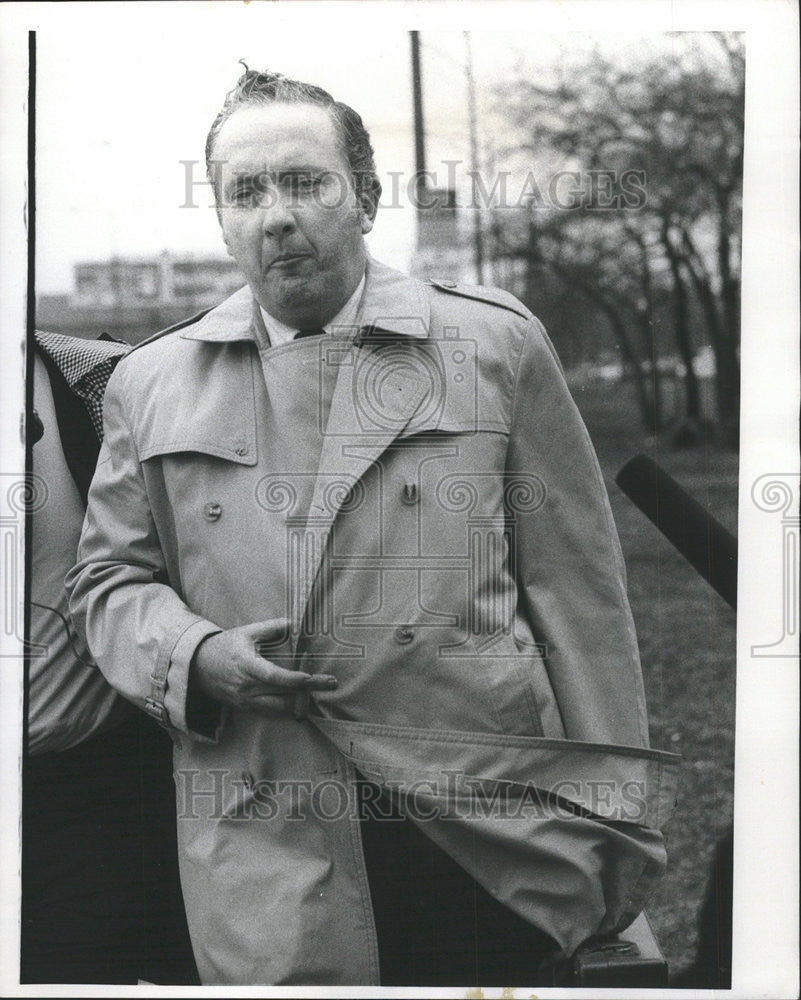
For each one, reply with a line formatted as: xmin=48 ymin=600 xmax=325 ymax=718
xmin=206 ymin=64 xmax=382 ymax=211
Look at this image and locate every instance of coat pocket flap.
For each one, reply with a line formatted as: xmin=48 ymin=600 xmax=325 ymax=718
xmin=134 ymin=346 xmax=258 ymax=465
xmin=139 ymin=439 xmax=256 ymax=464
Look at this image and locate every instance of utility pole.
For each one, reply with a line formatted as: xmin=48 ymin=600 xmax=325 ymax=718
xmin=409 ymin=30 xmax=427 ymax=213
xmin=464 ymin=31 xmax=485 ymax=284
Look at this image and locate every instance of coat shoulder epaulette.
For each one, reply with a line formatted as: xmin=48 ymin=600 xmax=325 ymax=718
xmin=127 ymin=307 xmax=213 ymax=355
xmin=427 ymin=279 xmax=532 ymax=321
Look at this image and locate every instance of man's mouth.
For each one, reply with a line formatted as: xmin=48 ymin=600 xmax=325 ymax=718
xmin=267 ymin=252 xmax=312 ymax=270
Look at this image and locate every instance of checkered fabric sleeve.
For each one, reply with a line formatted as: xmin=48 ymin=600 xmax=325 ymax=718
xmin=34 ymin=331 xmax=130 ymax=439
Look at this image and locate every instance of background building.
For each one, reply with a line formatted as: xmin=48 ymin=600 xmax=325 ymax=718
xmin=37 ymin=251 xmax=244 ymax=344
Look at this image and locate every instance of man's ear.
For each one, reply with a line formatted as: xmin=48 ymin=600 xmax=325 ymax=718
xmin=220 ymin=233 xmax=234 ymax=258
xmin=359 ymin=177 xmax=382 ymax=234
xmin=214 ymin=196 xmax=230 ymax=247
xmin=218 ymin=209 xmax=235 ymax=257
xmin=360 ymin=210 xmax=375 ymax=236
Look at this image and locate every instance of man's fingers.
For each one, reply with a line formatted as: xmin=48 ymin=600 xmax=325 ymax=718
xmin=248 ymin=693 xmax=295 ymax=716
xmin=241 ymin=618 xmax=292 ymax=644
xmin=247 ymin=618 xmax=292 ymax=634
xmin=247 ymin=689 xmax=313 ymax=718
xmin=249 ymin=658 xmax=338 ymax=692
xmin=251 ymin=680 xmax=335 ymax=696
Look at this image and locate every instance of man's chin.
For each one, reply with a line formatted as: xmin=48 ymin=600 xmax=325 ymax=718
xmin=256 ymin=276 xmax=322 ymax=325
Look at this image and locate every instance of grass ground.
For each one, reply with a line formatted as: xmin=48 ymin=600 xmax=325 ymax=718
xmin=571 ymin=378 xmax=738 ymax=984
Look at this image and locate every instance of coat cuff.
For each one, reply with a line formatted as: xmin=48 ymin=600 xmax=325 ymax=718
xmin=157 ymin=618 xmax=224 ymax=740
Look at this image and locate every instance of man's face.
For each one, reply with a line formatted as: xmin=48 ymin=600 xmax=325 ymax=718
xmin=212 ymin=102 xmax=375 ymax=328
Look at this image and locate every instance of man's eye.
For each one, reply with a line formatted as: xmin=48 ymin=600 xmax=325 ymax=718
xmin=229 ymin=185 xmax=254 ymax=206
xmin=284 ymin=174 xmax=319 ymax=196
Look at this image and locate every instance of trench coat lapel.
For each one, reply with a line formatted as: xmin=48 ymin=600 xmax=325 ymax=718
xmin=296 ymin=260 xmax=433 ymax=636
xmin=179 ymin=261 xmax=437 ymax=639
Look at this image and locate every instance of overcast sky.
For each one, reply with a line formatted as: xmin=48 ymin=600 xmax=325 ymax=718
xmin=34 ymin=7 xmax=562 ymax=293
xmin=31 ymin=2 xmax=721 ymax=295
xmin=25 ymin=2 xmax=753 ymax=297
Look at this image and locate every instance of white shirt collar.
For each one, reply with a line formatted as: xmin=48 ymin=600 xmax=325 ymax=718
xmin=258 ymin=274 xmax=366 ymax=348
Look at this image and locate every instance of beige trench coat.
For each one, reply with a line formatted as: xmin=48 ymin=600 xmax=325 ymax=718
xmin=68 ymin=259 xmax=679 ymax=985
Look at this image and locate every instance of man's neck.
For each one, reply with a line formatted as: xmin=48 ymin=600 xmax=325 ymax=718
xmin=259 ymin=273 xmax=366 ymax=348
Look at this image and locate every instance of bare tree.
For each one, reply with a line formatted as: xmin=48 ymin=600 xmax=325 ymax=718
xmin=493 ymin=33 xmax=744 ymax=445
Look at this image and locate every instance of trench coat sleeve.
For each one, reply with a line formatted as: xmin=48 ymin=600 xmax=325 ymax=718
xmin=66 ymin=367 xmax=222 ymax=741
xmin=506 ymin=316 xmax=650 ymax=748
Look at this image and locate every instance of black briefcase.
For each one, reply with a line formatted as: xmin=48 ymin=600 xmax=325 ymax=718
xmin=543 ymin=913 xmax=669 ymax=988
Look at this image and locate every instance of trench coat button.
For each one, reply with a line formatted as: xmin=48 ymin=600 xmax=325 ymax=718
xmin=203 ymin=502 xmax=222 ymax=521
xmin=234 ymin=444 xmax=249 ymax=456
xmin=394 ymin=626 xmax=415 ymax=644
xmin=402 ymin=483 xmax=418 ymax=504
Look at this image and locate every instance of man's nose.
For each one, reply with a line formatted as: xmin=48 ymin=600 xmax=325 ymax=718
xmin=260 ymin=191 xmax=297 ymax=238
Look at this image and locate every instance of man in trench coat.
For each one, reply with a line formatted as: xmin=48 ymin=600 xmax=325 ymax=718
xmin=68 ymin=68 xmax=678 ymax=985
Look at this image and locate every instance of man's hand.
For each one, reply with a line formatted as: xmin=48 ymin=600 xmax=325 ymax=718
xmin=190 ymin=619 xmax=337 ymax=717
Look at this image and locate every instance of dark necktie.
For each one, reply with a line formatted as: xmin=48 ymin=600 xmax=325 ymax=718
xmin=294 ymin=327 xmax=326 ymax=340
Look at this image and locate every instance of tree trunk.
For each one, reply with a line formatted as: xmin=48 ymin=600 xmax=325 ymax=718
xmin=681 ymin=228 xmax=741 ymax=441
xmin=635 ymin=310 xmax=663 ymax=433
xmin=714 ymin=194 xmax=742 ymax=437
xmin=523 ymin=230 xmax=658 ymax=433
xmin=630 ymin=230 xmax=664 ymax=432
xmin=600 ymin=300 xmax=659 ymax=434
xmin=662 ymin=222 xmax=702 ymax=422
